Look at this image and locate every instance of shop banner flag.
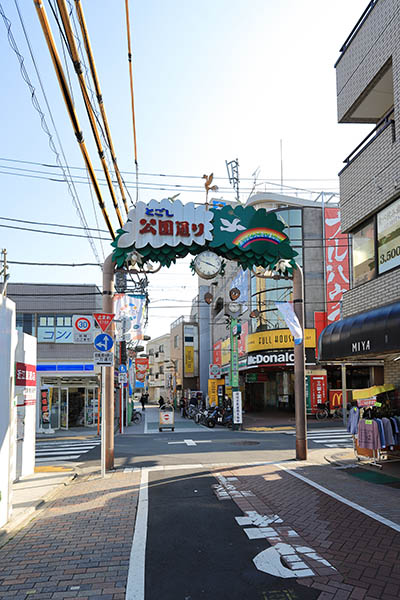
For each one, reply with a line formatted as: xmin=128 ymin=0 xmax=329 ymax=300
xmin=275 ymin=301 xmax=303 ymax=345
xmin=114 ymin=294 xmax=146 ymax=341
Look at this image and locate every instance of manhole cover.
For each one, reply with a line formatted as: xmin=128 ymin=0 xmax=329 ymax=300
xmin=230 ymin=440 xmax=260 ymax=446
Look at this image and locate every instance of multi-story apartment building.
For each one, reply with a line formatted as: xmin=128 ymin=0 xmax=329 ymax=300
xmin=8 ymin=283 xmax=102 ymax=431
xmin=319 ymin=0 xmax=400 ymax=393
xmin=147 ymin=333 xmax=170 ymax=403
xmin=169 ymin=316 xmax=199 ymax=398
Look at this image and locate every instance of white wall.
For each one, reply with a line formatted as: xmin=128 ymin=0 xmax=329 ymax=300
xmin=14 ymin=332 xmax=37 ymax=480
xmin=0 ymin=296 xmax=17 ymax=528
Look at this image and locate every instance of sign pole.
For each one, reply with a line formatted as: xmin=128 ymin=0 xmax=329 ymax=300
xmin=102 ymin=253 xmax=116 ymax=471
xmin=230 ymin=318 xmax=242 ymax=431
xmin=101 ymin=366 xmax=106 ymax=478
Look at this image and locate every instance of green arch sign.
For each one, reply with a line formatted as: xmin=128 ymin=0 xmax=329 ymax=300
xmin=112 ymin=198 xmax=298 ymax=272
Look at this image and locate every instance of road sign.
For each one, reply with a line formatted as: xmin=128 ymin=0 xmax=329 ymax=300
xmin=73 ymin=315 xmax=94 ymax=343
xmin=94 ymin=351 xmax=114 ymax=366
xmin=93 ymin=313 xmax=114 ymax=332
xmin=118 ymin=372 xmax=128 ymax=383
xmin=119 ymin=364 xmax=127 ymax=373
xmin=94 ymin=333 xmax=114 ymax=352
xmin=209 ymin=363 xmax=221 ymax=379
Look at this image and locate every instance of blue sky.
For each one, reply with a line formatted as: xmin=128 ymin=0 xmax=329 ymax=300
xmin=0 ymin=0 xmax=369 ymax=339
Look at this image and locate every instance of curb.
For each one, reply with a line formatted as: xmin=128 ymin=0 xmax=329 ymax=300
xmin=0 ymin=468 xmax=80 ymax=549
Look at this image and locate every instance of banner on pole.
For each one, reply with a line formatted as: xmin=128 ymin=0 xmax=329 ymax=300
xmin=114 ymin=294 xmax=146 ymax=341
xmin=275 ymin=302 xmax=303 ymax=345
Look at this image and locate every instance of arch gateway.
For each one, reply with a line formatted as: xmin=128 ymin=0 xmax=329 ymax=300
xmin=101 ymin=198 xmax=306 ymax=470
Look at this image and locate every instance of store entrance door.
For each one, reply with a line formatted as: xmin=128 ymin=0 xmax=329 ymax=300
xmin=68 ymin=387 xmax=85 ymax=427
xmin=85 ymin=388 xmax=99 ymax=427
xmin=60 ymin=388 xmax=68 ymax=429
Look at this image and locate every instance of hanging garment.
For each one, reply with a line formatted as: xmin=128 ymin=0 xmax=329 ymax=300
xmin=358 ymin=419 xmax=381 ymax=449
xmin=374 ymin=418 xmax=386 ymax=448
xmin=382 ymin=417 xmax=396 ymax=447
xmin=390 ymin=417 xmax=400 ymax=445
xmin=347 ymin=406 xmax=360 ymax=434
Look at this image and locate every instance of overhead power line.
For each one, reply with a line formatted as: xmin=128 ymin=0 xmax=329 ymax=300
xmin=74 ymin=0 xmax=130 ymax=214
xmin=2 ymin=1 xmax=101 ymax=263
xmin=33 ymin=0 xmax=116 ymax=239
xmin=53 ymin=0 xmax=124 ymax=227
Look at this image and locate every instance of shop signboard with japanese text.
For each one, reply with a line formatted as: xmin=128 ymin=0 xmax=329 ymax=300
xmin=15 ymin=362 xmax=36 ymax=405
xmin=213 ymin=340 xmax=222 ymax=366
xmin=184 ymin=346 xmax=194 ymax=377
xmin=377 ymin=197 xmax=400 ymax=274
xmin=324 ymin=207 xmax=350 ymax=323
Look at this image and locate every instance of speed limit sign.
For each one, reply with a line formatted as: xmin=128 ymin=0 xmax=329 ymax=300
xmin=73 ymin=315 xmax=94 ymax=344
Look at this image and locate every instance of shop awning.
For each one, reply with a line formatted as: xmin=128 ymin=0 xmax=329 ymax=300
xmin=318 ymin=301 xmax=400 ymax=361
xmin=352 ymin=384 xmax=395 ymax=400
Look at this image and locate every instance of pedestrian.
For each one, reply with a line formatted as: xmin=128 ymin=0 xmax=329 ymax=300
xmin=179 ymin=397 xmax=186 ymax=417
xmin=140 ymin=393 xmax=146 ymax=411
xmin=159 ymin=395 xmax=164 ymax=408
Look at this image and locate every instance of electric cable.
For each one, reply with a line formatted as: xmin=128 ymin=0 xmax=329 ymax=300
xmin=33 ymin=0 xmax=115 ymax=239
xmin=53 ymin=0 xmax=124 ymax=227
xmin=74 ymin=0 xmax=130 ymax=214
xmin=5 ymin=1 xmax=101 ymax=263
xmin=125 ymin=0 xmax=139 ymax=203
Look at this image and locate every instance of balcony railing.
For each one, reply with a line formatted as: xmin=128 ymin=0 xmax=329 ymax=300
xmin=335 ymin=0 xmax=379 ymax=68
xmin=339 ymin=108 xmax=395 ymax=175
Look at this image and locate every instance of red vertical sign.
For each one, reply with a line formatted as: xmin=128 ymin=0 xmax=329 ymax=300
xmin=310 ymin=375 xmax=327 ymax=408
xmin=324 ymin=207 xmax=350 ymax=323
xmin=213 ymin=341 xmax=222 ymax=366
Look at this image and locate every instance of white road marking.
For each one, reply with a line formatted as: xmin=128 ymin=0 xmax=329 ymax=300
xmin=167 ymin=439 xmax=212 ymax=446
xmin=277 ymin=464 xmax=400 ymax=533
xmin=35 ymin=450 xmax=94 ymax=455
xmin=126 ymin=468 xmax=148 ymax=600
xmin=35 ymin=456 xmax=80 ymax=462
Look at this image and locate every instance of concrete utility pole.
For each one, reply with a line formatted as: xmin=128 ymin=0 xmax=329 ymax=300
xmin=293 ymin=265 xmax=307 ymax=460
xmin=103 ymin=253 xmax=116 ymax=470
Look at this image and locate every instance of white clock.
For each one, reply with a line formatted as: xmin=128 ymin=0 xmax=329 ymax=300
xmin=228 ymin=301 xmax=242 ymax=315
xmin=193 ymin=251 xmax=222 ymax=280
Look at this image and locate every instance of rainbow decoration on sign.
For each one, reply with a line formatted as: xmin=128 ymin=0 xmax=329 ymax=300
xmin=233 ymin=228 xmax=287 ymax=249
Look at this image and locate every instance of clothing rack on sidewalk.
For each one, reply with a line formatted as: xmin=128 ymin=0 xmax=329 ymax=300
xmin=348 ymin=384 xmax=400 ymax=469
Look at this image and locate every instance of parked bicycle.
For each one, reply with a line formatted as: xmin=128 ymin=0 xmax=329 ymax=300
xmin=132 ymin=409 xmax=142 ymax=424
xmin=315 ymin=401 xmax=347 ymax=421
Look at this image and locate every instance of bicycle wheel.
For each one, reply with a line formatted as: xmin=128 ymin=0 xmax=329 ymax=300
xmin=133 ymin=412 xmax=142 ymax=424
xmin=335 ymin=407 xmax=343 ymax=419
xmin=315 ymin=408 xmax=328 ymax=420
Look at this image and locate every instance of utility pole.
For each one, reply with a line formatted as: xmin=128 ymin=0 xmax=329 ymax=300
xmin=102 ymin=253 xmax=116 ymax=471
xmin=0 ymin=249 xmax=9 ymax=296
xmin=293 ymin=265 xmax=307 ymax=460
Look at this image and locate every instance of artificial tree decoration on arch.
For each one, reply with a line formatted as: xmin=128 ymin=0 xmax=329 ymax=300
xmin=111 ymin=197 xmax=298 ymax=275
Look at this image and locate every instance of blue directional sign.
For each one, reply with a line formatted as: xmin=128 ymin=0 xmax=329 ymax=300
xmin=94 ymin=333 xmax=113 ymax=352
xmin=119 ymin=364 xmax=127 ymax=373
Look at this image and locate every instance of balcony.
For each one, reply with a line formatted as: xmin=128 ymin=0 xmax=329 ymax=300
xmin=335 ymin=0 xmax=394 ymax=124
xmin=339 ymin=111 xmax=398 ymax=232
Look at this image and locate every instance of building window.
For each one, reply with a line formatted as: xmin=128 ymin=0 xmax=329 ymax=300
xmin=159 ymin=366 xmax=164 ymax=374
xmin=184 ymin=336 xmax=194 ymax=342
xmin=174 ymin=335 xmax=179 ymax=348
xmin=37 ymin=314 xmax=73 ymax=343
xmin=352 ymin=219 xmax=376 ymax=287
xmin=377 ymin=197 xmax=400 ymax=275
xmin=159 ymin=344 xmax=164 ymax=353
xmin=16 ymin=313 xmax=35 ymax=336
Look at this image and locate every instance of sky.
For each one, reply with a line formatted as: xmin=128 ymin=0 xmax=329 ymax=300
xmin=0 ymin=0 xmax=371 ymax=341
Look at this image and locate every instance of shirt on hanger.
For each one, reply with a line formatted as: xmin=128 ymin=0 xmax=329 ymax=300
xmin=358 ymin=419 xmax=381 ymax=450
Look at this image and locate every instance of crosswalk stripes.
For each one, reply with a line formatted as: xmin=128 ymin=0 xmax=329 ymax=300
xmin=281 ymin=428 xmax=353 ymax=448
xmin=35 ymin=439 xmax=101 ymax=463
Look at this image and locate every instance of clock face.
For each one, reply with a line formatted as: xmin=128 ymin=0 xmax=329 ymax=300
xmin=193 ymin=251 xmax=222 ymax=280
xmin=228 ymin=301 xmax=241 ymax=314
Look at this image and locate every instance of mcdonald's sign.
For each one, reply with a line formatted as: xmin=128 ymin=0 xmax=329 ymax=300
xmin=329 ymin=390 xmax=352 ymax=408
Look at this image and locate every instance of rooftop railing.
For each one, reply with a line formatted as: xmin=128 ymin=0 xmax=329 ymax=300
xmin=335 ymin=0 xmax=379 ymax=68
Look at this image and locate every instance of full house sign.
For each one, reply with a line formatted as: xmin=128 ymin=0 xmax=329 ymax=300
xmin=112 ymin=198 xmax=298 ymax=275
